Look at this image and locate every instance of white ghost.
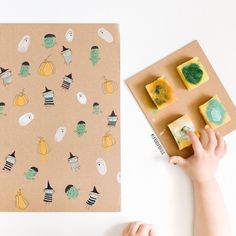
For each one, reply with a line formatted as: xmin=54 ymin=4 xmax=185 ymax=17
xmin=76 ymin=92 xmax=87 ymax=104
xmin=18 ymin=112 xmax=34 ymax=126
xmin=96 ymin=158 xmax=107 ymax=175
xmin=18 ymin=35 xmax=31 ymax=53
xmin=97 ymin=28 xmax=113 ymax=43
xmin=117 ymin=171 xmax=121 ymax=184
xmin=54 ymin=126 xmax=67 ymax=142
xmin=65 ymin=29 xmax=74 ymax=42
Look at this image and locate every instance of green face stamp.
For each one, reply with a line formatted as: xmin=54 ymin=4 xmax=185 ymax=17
xmin=24 ymin=167 xmax=38 ymax=180
xmin=90 ymin=46 xmax=100 ymax=65
xmin=19 ymin=61 xmax=30 ymax=77
xmin=75 ymin=121 xmax=86 ymax=137
xmin=65 ymin=185 xmax=79 ymax=199
xmin=43 ymin=34 xmax=56 ymax=48
xmin=182 ymin=63 xmax=203 ymax=84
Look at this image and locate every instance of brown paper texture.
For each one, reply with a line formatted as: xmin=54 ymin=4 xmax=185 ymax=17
xmin=126 ymin=40 xmax=236 ymax=158
xmin=0 ymin=24 xmax=120 ymax=212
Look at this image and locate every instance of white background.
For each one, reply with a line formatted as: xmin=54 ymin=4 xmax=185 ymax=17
xmin=0 ymin=0 xmax=236 ymax=235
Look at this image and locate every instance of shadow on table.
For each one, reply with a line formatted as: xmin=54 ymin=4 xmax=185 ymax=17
xmin=103 ymin=223 xmax=126 ymax=236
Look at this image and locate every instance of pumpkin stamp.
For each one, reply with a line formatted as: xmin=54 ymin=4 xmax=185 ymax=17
xmin=14 ymin=89 xmax=29 ymax=106
xmin=68 ymin=152 xmax=79 ymax=172
xmin=86 ymin=186 xmax=100 ymax=208
xmin=43 ymin=181 xmax=55 ymax=204
xmin=102 ymin=77 xmax=117 ymax=94
xmin=43 ymin=34 xmax=56 ymax=48
xmin=65 ymin=184 xmax=79 ymax=199
xmin=19 ymin=61 xmax=30 ymax=77
xmin=43 ymin=87 xmax=55 ymax=106
xmin=38 ymin=56 xmax=55 ymax=77
xmin=15 ymin=189 xmax=29 ymax=210
xmin=0 ymin=67 xmax=13 ymax=85
xmin=107 ymin=110 xmax=118 ymax=127
xmin=75 ymin=121 xmax=86 ymax=137
xmin=38 ymin=137 xmax=50 ymax=164
xmin=2 ymin=151 xmax=16 ymax=172
xmin=145 ymin=76 xmax=175 ymax=109
xmin=102 ymin=131 xmax=116 ymax=149
xmin=61 ymin=73 xmax=73 ymax=90
xmin=0 ymin=102 xmax=6 ymax=117
xmin=199 ymin=95 xmax=231 ymax=129
xmin=17 ymin=35 xmax=31 ymax=53
xmin=24 ymin=167 xmax=38 ymax=180
xmin=90 ymin=46 xmax=100 ymax=66
xmin=61 ymin=46 xmax=72 ymax=64
xmin=92 ymin=102 xmax=102 ymax=114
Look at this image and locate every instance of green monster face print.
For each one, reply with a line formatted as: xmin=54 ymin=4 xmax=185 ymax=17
xmin=19 ymin=61 xmax=30 ymax=77
xmin=93 ymin=102 xmax=101 ymax=114
xmin=76 ymin=121 xmax=86 ymax=137
xmin=65 ymin=185 xmax=79 ymax=199
xmin=182 ymin=63 xmax=203 ymax=84
xmin=24 ymin=166 xmax=38 ymax=180
xmin=90 ymin=46 xmax=100 ymax=66
xmin=0 ymin=102 xmax=6 ymax=116
xmin=43 ymin=34 xmax=56 ymax=48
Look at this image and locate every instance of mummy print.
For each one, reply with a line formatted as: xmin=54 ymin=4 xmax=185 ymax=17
xmin=43 ymin=87 xmax=54 ymax=106
xmin=86 ymin=186 xmax=100 ymax=207
xmin=43 ymin=181 xmax=55 ymax=203
xmin=68 ymin=152 xmax=79 ymax=171
xmin=61 ymin=73 xmax=73 ymax=90
xmin=2 ymin=151 xmax=16 ymax=171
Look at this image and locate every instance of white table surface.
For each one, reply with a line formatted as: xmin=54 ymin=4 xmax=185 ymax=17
xmin=0 ymin=0 xmax=235 ymax=235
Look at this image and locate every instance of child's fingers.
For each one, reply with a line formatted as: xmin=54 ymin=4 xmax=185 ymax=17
xmin=199 ymin=128 xmax=208 ymax=149
xmin=205 ymin=125 xmax=217 ymax=152
xmin=123 ymin=222 xmax=132 ymax=234
xmin=169 ymin=156 xmax=188 ymax=167
xmin=128 ymin=221 xmax=143 ymax=234
xmin=215 ymin=131 xmax=225 ymax=157
xmin=149 ymin=228 xmax=157 ymax=236
xmin=137 ymin=224 xmax=151 ymax=235
xmin=188 ymin=131 xmax=203 ymax=154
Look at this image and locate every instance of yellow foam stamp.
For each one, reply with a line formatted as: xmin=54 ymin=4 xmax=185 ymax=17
xmin=199 ymin=95 xmax=231 ymax=129
xmin=145 ymin=76 xmax=175 ymax=109
xmin=177 ymin=57 xmax=209 ymax=90
xmin=168 ymin=114 xmax=199 ymax=150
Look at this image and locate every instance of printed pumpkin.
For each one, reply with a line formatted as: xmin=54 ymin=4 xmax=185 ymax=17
xmin=102 ymin=131 xmax=116 ymax=148
xmin=38 ymin=56 xmax=55 ymax=76
xmin=14 ymin=89 xmax=29 ymax=106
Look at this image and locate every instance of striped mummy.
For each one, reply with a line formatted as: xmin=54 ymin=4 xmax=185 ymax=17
xmin=2 ymin=151 xmax=16 ymax=171
xmin=43 ymin=181 xmax=55 ymax=203
xmin=61 ymin=74 xmax=73 ymax=90
xmin=43 ymin=87 xmax=54 ymax=106
xmin=86 ymin=186 xmax=100 ymax=207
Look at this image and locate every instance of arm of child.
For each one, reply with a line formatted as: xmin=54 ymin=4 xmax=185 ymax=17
xmin=169 ymin=125 xmax=231 ymax=236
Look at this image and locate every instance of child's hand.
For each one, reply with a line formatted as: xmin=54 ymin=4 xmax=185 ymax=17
xmin=122 ymin=222 xmax=156 ymax=236
xmin=169 ymin=125 xmax=227 ymax=184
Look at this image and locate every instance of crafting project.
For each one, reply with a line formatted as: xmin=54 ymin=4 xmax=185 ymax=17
xmin=177 ymin=56 xmax=209 ymax=90
xmin=168 ymin=114 xmax=199 ymax=150
xmin=127 ymin=41 xmax=236 ymax=158
xmin=0 ymin=24 xmax=120 ymax=212
xmin=145 ymin=76 xmax=175 ymax=109
xmin=199 ymin=95 xmax=231 ymax=129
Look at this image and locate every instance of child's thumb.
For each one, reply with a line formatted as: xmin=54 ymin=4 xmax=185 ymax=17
xmin=169 ymin=156 xmax=187 ymax=166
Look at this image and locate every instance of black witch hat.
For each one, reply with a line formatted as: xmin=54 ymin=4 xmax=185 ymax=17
xmin=91 ymin=186 xmax=99 ymax=194
xmin=61 ymin=46 xmax=69 ymax=52
xmin=43 ymin=86 xmax=52 ymax=93
xmin=68 ymin=152 xmax=76 ymax=160
xmin=109 ymin=110 xmax=117 ymax=117
xmin=0 ymin=67 xmax=8 ymax=75
xmin=45 ymin=181 xmax=53 ymax=190
xmin=65 ymin=73 xmax=73 ymax=79
xmin=10 ymin=151 xmax=16 ymax=157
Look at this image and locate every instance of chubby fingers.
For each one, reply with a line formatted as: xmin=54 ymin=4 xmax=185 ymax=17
xmin=188 ymin=130 xmax=203 ymax=154
xmin=205 ymin=125 xmax=217 ymax=152
xmin=215 ymin=131 xmax=227 ymax=158
xmin=137 ymin=223 xmax=153 ymax=235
